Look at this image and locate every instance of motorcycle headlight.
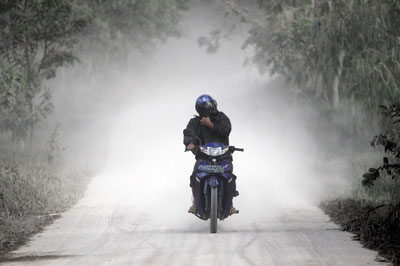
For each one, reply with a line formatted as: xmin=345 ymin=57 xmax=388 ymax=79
xmin=202 ymin=147 xmax=229 ymax=156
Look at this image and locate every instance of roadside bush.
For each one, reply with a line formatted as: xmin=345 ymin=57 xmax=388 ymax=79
xmin=0 ymin=161 xmax=89 ymax=252
xmin=322 ymin=199 xmax=400 ymax=265
xmin=323 ymin=104 xmax=400 ymax=265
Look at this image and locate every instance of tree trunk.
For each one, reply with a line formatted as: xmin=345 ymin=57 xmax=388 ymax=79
xmin=332 ymin=50 xmax=345 ymax=109
xmin=24 ymin=38 xmax=34 ymax=149
xmin=314 ymin=74 xmax=322 ymax=98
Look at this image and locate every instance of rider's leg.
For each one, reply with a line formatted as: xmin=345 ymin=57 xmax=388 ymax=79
xmin=227 ymin=159 xmax=239 ymax=197
xmin=232 ymin=174 xmax=239 ymax=197
xmin=188 ymin=159 xmax=201 ymax=213
xmin=189 ymin=159 xmax=202 ymax=187
xmin=188 ymin=186 xmax=196 ymax=213
xmin=225 ymin=159 xmax=238 ymax=213
xmin=191 ymin=187 xmax=196 ymax=202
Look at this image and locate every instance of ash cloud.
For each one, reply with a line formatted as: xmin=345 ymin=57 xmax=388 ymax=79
xmin=49 ymin=1 xmax=368 ymax=228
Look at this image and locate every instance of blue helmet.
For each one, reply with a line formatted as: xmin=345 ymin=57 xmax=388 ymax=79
xmin=195 ymin=94 xmax=218 ymax=117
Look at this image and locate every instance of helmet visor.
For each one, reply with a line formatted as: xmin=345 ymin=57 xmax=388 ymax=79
xmin=197 ymin=101 xmax=216 ymax=116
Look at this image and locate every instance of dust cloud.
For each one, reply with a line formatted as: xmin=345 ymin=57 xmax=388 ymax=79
xmin=54 ymin=2 xmax=357 ymax=230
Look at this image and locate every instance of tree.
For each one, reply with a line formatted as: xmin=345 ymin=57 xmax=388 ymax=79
xmin=0 ymin=66 xmax=29 ymax=141
xmin=363 ymin=104 xmax=400 ymax=188
xmin=0 ymin=0 xmax=87 ymax=142
xmin=0 ymin=0 xmax=189 ymax=144
xmin=245 ymin=0 xmax=400 ymax=131
xmin=73 ymin=0 xmax=188 ymax=76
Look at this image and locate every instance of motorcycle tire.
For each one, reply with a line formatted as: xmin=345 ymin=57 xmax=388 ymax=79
xmin=210 ymin=186 xmax=218 ymax=233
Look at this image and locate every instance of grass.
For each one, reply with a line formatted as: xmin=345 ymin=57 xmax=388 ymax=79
xmin=314 ymin=144 xmax=400 ymax=265
xmin=321 ymin=199 xmax=400 ymax=265
xmin=0 ymin=159 xmax=90 ymax=253
xmin=320 ymin=150 xmax=400 ymax=265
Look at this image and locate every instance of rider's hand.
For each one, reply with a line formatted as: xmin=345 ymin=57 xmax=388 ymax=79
xmin=200 ymin=117 xmax=214 ymax=129
xmin=187 ymin=143 xmax=195 ymax=150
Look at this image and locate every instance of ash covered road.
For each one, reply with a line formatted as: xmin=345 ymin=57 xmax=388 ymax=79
xmin=1 ymin=2 xmax=390 ymax=265
xmin=1 ymin=174 xmax=386 ymax=266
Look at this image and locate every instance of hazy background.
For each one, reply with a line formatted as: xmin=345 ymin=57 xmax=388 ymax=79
xmin=45 ymin=1 xmax=373 ymax=229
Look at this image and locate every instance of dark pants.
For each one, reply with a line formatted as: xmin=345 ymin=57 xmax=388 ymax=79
xmin=189 ymin=158 xmax=237 ymax=190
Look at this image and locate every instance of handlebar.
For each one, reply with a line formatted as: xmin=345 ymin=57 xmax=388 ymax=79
xmin=184 ymin=146 xmax=200 ymax=153
xmin=184 ymin=146 xmax=244 ymax=153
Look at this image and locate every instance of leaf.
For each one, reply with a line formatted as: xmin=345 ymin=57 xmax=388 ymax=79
xmin=362 ymin=177 xmax=374 ymax=187
xmin=362 ymin=172 xmax=373 ymax=178
xmin=373 ymin=171 xmax=380 ymax=178
xmin=383 ymin=157 xmax=389 ymax=165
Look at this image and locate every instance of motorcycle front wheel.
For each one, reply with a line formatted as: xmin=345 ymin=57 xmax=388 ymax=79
xmin=210 ymin=186 xmax=218 ymax=233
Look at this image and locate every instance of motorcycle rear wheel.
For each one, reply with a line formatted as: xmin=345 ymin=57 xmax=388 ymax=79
xmin=210 ymin=186 xmax=218 ymax=233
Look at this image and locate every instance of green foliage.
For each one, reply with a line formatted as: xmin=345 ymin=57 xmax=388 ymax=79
xmin=0 ymin=67 xmax=29 ymax=140
xmin=322 ymin=199 xmax=400 ymax=264
xmin=247 ymin=0 xmax=400 ymax=129
xmin=0 ymin=0 xmax=87 ymax=141
xmin=46 ymin=125 xmax=63 ymax=164
xmin=0 ymin=160 xmax=89 ymax=252
xmin=74 ymin=0 xmax=188 ymax=73
xmin=0 ymin=162 xmax=85 ymax=218
xmin=198 ymin=30 xmax=228 ymax=54
xmin=363 ymin=104 xmax=400 ymax=189
xmin=0 ymin=0 xmax=188 ymax=142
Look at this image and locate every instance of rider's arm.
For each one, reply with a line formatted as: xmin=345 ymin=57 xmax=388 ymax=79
xmin=183 ymin=117 xmax=200 ymax=146
xmin=186 ymin=143 xmax=195 ymax=150
xmin=211 ymin=112 xmax=231 ymax=138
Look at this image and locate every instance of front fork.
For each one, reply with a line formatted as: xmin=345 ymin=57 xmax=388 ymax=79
xmin=205 ymin=193 xmax=210 ymax=212
xmin=217 ymin=197 xmax=223 ymax=219
xmin=204 ymin=185 xmax=224 ymax=219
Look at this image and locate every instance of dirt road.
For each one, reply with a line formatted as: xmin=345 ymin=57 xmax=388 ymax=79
xmin=0 ymin=3 xmax=390 ymax=265
xmin=0 ymin=174 xmax=388 ymax=266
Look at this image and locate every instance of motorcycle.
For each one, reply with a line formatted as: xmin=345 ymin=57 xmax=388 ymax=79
xmin=184 ymin=129 xmax=243 ymax=233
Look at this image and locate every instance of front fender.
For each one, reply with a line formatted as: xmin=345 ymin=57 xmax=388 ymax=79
xmin=204 ymin=176 xmax=218 ymax=194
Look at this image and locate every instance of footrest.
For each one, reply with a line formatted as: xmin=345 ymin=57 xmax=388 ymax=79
xmin=229 ymin=209 xmax=239 ymax=215
xmin=188 ymin=206 xmax=197 ymax=214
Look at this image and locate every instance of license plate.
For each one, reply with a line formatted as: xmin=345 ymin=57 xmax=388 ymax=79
xmin=200 ymin=165 xmax=224 ymax=173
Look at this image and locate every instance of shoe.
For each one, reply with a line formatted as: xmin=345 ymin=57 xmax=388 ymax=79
xmin=233 ymin=190 xmax=239 ymax=197
xmin=188 ymin=204 xmax=196 ymax=214
xmin=229 ymin=206 xmax=239 ymax=215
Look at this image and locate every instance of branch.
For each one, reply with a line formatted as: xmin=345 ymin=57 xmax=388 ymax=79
xmin=37 ymin=40 xmax=49 ymax=76
xmin=23 ymin=0 xmax=28 ymax=12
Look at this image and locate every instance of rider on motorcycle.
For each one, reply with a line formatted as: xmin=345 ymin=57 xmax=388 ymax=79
xmin=183 ymin=94 xmax=238 ymax=213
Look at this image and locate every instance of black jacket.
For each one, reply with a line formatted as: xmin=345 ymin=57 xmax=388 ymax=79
xmin=183 ymin=111 xmax=231 ymax=147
